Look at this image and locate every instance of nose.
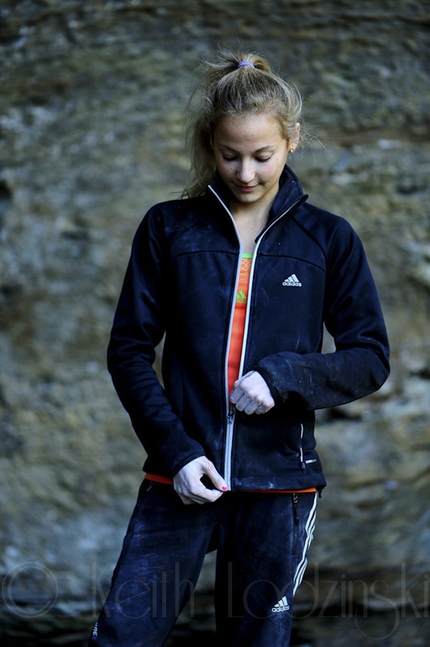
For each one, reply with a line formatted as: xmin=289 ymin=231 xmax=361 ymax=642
xmin=237 ymin=160 xmax=255 ymax=184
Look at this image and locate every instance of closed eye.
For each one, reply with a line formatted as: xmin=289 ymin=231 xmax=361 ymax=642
xmin=222 ymin=155 xmax=272 ymax=162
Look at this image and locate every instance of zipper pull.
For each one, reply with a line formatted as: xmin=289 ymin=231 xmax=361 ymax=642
xmin=227 ymin=405 xmax=235 ymax=422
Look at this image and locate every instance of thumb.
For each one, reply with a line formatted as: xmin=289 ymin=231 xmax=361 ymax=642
xmin=203 ymin=461 xmax=228 ymax=492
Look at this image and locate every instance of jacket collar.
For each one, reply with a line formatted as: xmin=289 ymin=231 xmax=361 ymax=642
xmin=208 ymin=165 xmax=307 ymax=223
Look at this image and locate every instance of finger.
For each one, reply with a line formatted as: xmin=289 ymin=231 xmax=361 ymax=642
xmin=230 ymin=376 xmax=251 ymax=405
xmin=229 ymin=388 xmax=240 ymax=405
xmin=201 ymin=488 xmax=225 ymax=503
xmin=243 ymin=400 xmax=259 ymax=415
xmin=255 ymin=403 xmax=267 ymax=415
xmin=175 ymin=479 xmax=225 ymax=505
xmin=201 ymin=459 xmax=228 ymax=492
xmin=176 ymin=487 xmax=207 ymax=505
xmin=180 ymin=489 xmax=224 ymax=505
xmin=255 ymin=401 xmax=274 ymax=414
xmin=231 ymin=392 xmax=251 ymax=411
xmin=238 ymin=391 xmax=265 ymax=414
xmin=178 ymin=494 xmax=196 ymax=505
xmin=230 ymin=385 xmax=259 ymax=409
xmin=191 ymin=478 xmax=225 ymax=503
xmin=242 ymin=396 xmax=274 ymax=415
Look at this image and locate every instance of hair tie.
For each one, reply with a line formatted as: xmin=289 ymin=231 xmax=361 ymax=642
xmin=238 ymin=61 xmax=255 ymax=68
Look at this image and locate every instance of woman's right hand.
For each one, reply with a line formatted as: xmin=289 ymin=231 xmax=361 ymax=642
xmin=173 ymin=457 xmax=228 ymax=505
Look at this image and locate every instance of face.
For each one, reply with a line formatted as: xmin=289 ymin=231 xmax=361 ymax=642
xmin=211 ymin=113 xmax=298 ymax=213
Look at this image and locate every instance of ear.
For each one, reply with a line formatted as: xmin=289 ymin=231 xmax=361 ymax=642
xmin=288 ymin=122 xmax=300 ymax=153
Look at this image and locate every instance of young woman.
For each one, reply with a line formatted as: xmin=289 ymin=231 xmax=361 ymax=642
xmin=90 ymin=50 xmax=390 ymax=646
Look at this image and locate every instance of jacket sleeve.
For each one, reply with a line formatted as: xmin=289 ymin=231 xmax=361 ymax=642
xmin=107 ymin=209 xmax=205 ymax=476
xmin=255 ymin=222 xmax=390 ymax=410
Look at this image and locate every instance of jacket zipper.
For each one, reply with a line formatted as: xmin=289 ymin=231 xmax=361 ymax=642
xmin=207 ymin=188 xmax=242 ymax=488
xmin=208 ymin=185 xmax=304 ymax=489
xmin=225 ymin=405 xmax=236 ymax=487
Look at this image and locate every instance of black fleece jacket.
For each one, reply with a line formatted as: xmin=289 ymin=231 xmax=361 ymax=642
xmin=107 ymin=167 xmax=390 ymax=491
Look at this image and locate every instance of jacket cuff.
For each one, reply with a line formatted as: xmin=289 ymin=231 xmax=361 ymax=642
xmin=253 ymin=365 xmax=288 ymax=406
xmin=169 ymin=449 xmax=207 ymax=478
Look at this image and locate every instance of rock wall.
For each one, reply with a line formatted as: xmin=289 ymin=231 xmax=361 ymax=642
xmin=0 ymin=1 xmax=429 ymax=645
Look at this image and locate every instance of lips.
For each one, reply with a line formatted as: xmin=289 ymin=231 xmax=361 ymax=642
xmin=235 ymin=184 xmax=257 ymax=192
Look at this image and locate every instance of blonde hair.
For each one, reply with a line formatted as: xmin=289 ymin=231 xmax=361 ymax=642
xmin=183 ymin=49 xmax=303 ymax=198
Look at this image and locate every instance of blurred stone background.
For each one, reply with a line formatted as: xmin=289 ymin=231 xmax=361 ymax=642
xmin=0 ymin=0 xmax=429 ymax=645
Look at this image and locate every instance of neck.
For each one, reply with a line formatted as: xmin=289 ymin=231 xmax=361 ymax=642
xmin=231 ymin=203 xmax=271 ymax=254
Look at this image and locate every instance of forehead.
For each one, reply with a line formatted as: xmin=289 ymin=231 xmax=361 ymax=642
xmin=213 ymin=113 xmax=284 ymax=150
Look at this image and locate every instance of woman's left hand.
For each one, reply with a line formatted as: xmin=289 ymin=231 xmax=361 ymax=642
xmin=230 ymin=370 xmax=275 ymax=415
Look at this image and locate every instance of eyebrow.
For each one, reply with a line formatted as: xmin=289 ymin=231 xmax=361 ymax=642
xmin=218 ymin=144 xmax=276 ymax=153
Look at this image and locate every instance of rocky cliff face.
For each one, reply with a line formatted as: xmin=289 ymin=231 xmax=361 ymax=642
xmin=0 ymin=1 xmax=429 ymax=645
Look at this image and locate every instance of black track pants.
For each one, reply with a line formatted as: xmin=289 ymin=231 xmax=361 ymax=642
xmin=90 ymin=481 xmax=317 ymax=647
